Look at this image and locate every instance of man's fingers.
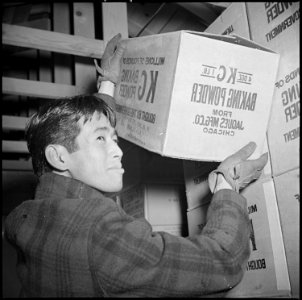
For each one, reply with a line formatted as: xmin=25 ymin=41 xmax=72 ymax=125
xmin=94 ymin=59 xmax=104 ymax=75
xmin=229 ymin=141 xmax=257 ymax=163
xmin=105 ymin=33 xmax=122 ymax=54
xmin=252 ymin=152 xmax=268 ymax=171
xmin=115 ymin=42 xmax=126 ymax=57
xmin=235 ymin=152 xmax=268 ymax=179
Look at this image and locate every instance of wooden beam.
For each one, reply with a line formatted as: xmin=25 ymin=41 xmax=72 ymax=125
xmin=2 ymin=77 xmax=86 ymax=98
xmin=207 ymin=2 xmax=231 ymax=9
xmin=2 ymin=23 xmax=105 ymax=59
xmin=2 ymin=115 xmax=29 ymax=131
xmin=2 ymin=159 xmax=33 ymax=171
xmin=101 ymin=3 xmax=128 ymax=40
xmin=2 ymin=141 xmax=29 ymax=153
xmin=38 ymin=18 xmax=52 ymax=83
xmin=73 ymin=3 xmax=96 ymax=94
xmin=53 ymin=3 xmax=73 ymax=85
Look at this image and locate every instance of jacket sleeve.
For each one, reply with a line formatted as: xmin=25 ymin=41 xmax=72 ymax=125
xmin=88 ymin=189 xmax=251 ymax=297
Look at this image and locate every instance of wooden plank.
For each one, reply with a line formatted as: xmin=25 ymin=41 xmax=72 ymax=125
xmin=2 ymin=115 xmax=29 ymax=130
xmin=2 ymin=141 xmax=29 ymax=153
xmin=18 ymin=18 xmax=50 ymax=30
xmin=2 ymin=23 xmax=105 ymax=59
xmin=2 ymin=159 xmax=33 ymax=171
xmin=101 ymin=3 xmax=128 ymax=39
xmin=38 ymin=18 xmax=52 ymax=83
xmin=2 ymin=77 xmax=86 ymax=98
xmin=73 ymin=3 xmax=96 ymax=94
xmin=53 ymin=3 xmax=73 ymax=85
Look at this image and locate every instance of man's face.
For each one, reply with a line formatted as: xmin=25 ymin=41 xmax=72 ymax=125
xmin=66 ymin=112 xmax=124 ymax=192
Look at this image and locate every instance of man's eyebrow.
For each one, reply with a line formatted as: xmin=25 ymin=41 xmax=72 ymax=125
xmin=94 ymin=127 xmax=118 ymax=136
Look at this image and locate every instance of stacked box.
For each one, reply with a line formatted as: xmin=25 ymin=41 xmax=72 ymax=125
xmin=115 ymin=30 xmax=279 ymax=161
xmin=119 ymin=183 xmax=187 ymax=236
xmin=183 ymin=160 xmax=218 ymax=210
xmin=187 ymin=202 xmax=210 ymax=236
xmin=246 ymin=2 xmax=300 ymax=176
xmin=187 ymin=178 xmax=291 ymax=297
xmin=273 ymin=168 xmax=300 ymax=298
xmin=205 ymin=2 xmax=250 ymax=38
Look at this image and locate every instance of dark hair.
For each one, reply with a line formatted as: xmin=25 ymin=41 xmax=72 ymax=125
xmin=26 ymin=94 xmax=116 ymax=176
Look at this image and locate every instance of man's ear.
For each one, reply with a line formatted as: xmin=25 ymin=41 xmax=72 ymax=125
xmin=45 ymin=144 xmax=70 ymax=172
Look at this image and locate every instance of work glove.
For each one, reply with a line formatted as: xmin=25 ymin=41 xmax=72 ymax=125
xmin=208 ymin=142 xmax=268 ymax=193
xmin=94 ymin=33 xmax=126 ymax=88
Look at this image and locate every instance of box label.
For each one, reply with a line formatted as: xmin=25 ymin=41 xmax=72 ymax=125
xmin=115 ymin=33 xmax=180 ymax=153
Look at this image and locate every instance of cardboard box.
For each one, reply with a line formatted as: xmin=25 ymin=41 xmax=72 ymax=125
xmin=273 ymin=168 xmax=300 ymax=298
xmin=187 ymin=203 xmax=210 ymax=236
xmin=246 ymin=2 xmax=300 ymax=176
xmin=259 ymin=135 xmax=273 ymax=179
xmin=187 ymin=178 xmax=291 ymax=297
xmin=119 ymin=183 xmax=187 ymax=234
xmin=115 ymin=31 xmax=280 ymax=161
xmin=205 ymin=2 xmax=250 ymax=38
xmin=183 ymin=160 xmax=218 ymax=210
xmin=152 ymin=224 xmax=183 ymax=237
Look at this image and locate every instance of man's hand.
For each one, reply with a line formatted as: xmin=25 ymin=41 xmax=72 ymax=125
xmin=208 ymin=142 xmax=268 ymax=193
xmin=94 ymin=33 xmax=126 ymax=88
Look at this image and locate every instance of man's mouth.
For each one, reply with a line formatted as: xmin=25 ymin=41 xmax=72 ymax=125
xmin=108 ymin=166 xmax=125 ymax=173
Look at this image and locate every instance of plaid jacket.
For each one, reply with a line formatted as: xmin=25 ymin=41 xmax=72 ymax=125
xmin=5 ymin=172 xmax=251 ymax=297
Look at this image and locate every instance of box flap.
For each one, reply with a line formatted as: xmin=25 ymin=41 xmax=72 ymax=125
xmin=184 ymin=30 xmax=277 ymax=53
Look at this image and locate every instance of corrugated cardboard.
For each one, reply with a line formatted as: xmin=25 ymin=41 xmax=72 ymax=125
xmin=115 ymin=31 xmax=280 ymax=161
xmin=246 ymin=2 xmax=300 ymax=176
xmin=205 ymin=2 xmax=250 ymax=38
xmin=119 ymin=183 xmax=187 ymax=233
xmin=187 ymin=178 xmax=291 ymax=297
xmin=273 ymin=168 xmax=300 ymax=298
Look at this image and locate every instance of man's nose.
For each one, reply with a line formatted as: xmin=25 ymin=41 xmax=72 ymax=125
xmin=111 ymin=142 xmax=123 ymax=159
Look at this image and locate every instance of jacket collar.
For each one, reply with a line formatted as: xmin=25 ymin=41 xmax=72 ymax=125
xmin=34 ymin=172 xmax=104 ymax=200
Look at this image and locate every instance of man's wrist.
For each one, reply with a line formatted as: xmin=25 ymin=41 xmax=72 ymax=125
xmin=214 ymin=173 xmax=233 ymax=193
xmin=209 ymin=172 xmax=233 ymax=193
xmin=98 ymin=81 xmax=115 ymax=97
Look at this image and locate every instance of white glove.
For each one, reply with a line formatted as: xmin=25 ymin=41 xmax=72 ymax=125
xmin=208 ymin=142 xmax=268 ymax=193
xmin=94 ymin=33 xmax=126 ymax=87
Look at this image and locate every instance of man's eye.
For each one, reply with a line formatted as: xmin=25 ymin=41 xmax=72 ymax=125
xmin=97 ymin=136 xmax=105 ymax=142
xmin=113 ymin=137 xmax=119 ymax=144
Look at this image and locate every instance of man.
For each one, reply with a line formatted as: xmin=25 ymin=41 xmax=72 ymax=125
xmin=4 ymin=34 xmax=268 ymax=297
